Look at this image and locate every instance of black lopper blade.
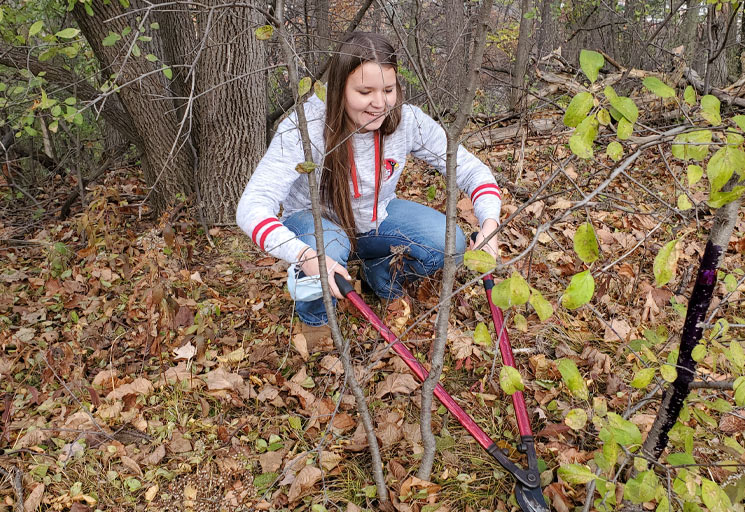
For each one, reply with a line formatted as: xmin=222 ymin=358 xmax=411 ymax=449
xmin=515 ymin=483 xmax=549 ymax=512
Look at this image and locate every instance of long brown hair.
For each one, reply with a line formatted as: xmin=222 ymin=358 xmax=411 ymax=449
xmin=321 ymin=32 xmax=403 ymax=250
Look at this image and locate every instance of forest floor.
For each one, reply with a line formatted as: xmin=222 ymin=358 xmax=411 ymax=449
xmin=1 ymin=126 xmax=744 ymax=512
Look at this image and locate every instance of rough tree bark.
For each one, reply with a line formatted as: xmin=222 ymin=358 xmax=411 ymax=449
xmin=194 ymin=2 xmax=266 ymax=224
xmin=641 ymin=178 xmax=742 ymax=460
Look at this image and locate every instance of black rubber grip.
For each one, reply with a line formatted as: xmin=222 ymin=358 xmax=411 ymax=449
xmin=334 ymin=273 xmax=354 ymax=296
xmin=471 ymin=232 xmax=479 ymax=243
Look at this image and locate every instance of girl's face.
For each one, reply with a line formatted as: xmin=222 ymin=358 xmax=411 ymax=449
xmin=343 ymin=62 xmax=397 ymax=133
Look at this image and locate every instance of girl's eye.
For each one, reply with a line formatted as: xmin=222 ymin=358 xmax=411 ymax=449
xmin=385 ymin=89 xmax=394 ymax=94
xmin=359 ymin=91 xmax=370 ymax=95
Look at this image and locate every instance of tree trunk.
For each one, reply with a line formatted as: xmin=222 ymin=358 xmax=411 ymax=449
xmin=72 ymin=0 xmax=195 ymax=213
xmin=194 ymin=2 xmax=266 ymax=224
xmin=511 ymin=0 xmax=532 ymax=109
xmin=641 ymin=180 xmax=742 ymax=460
xmin=679 ymin=0 xmax=702 ymax=71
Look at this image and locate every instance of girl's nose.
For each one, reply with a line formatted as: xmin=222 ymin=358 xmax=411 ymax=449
xmin=371 ymin=90 xmax=385 ymax=109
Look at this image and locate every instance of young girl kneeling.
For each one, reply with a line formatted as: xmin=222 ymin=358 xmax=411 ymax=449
xmin=236 ymin=32 xmax=501 ymax=326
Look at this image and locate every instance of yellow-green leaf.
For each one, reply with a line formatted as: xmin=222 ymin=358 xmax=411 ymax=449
xmin=701 ymin=478 xmax=733 ymax=512
xmin=561 ymin=270 xmax=595 ymax=310
xmin=563 ymin=92 xmax=594 ymax=127
xmin=55 ymin=28 xmax=80 ymax=39
xmin=295 ymin=161 xmax=317 ymax=174
xmin=597 ymin=108 xmax=610 ymax=125
xmin=733 ymin=114 xmax=745 ymax=132
xmin=313 ymin=81 xmax=326 ymax=102
xmin=255 ymin=25 xmax=274 ymax=40
xmin=298 ymin=76 xmax=312 ymax=97
xmin=569 ymin=114 xmax=598 ymax=159
xmin=557 ymin=358 xmax=589 ymax=400
xmin=653 ymin=239 xmax=679 ymax=287
xmin=604 ymin=85 xmax=638 ymax=123
xmin=513 ymin=313 xmax=528 ymax=332
xmin=463 ymin=249 xmax=496 ymax=274
xmin=701 ymin=95 xmax=721 ymax=125
xmin=684 ymin=85 xmax=696 ymax=105
xmin=617 ymin=117 xmax=633 ymax=140
xmin=707 ymin=145 xmax=745 ymax=194
xmin=529 ymin=288 xmax=554 ymax=321
xmin=580 ymin=50 xmax=604 ymax=83
xmin=692 ymin=344 xmax=707 ymax=362
xmin=708 ymin=187 xmax=745 ymax=208
xmin=473 ymin=322 xmax=491 ymax=346
xmin=573 ymin=222 xmax=599 ymax=264
xmin=687 ymin=164 xmax=703 ymax=185
xmin=660 ymin=364 xmax=677 ymax=382
xmin=558 ymin=464 xmax=596 ymax=484
xmin=677 ymin=194 xmax=692 ymax=210
xmin=499 ymin=365 xmax=524 ymax=395
xmin=491 ymin=272 xmax=531 ymax=309
xmin=29 ymin=21 xmax=43 ymax=37
xmin=671 ymin=130 xmax=711 ymax=162
xmin=606 ymin=141 xmax=623 ymax=161
xmin=631 ymin=367 xmax=655 ymax=388
xmin=643 ymin=76 xmax=676 ymax=98
xmin=565 ymin=408 xmax=588 ymax=430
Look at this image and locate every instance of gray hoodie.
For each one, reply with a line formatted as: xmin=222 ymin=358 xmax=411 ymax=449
xmin=236 ymin=95 xmax=502 ymax=263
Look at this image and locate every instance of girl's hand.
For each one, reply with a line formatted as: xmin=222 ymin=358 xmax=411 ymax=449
xmin=471 ymin=218 xmax=500 ymax=260
xmin=297 ymin=248 xmax=352 ymax=299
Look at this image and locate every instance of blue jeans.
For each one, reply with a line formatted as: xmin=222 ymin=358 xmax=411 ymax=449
xmin=282 ymin=199 xmax=466 ymax=326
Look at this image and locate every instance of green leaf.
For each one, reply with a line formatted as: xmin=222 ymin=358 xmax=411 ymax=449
xmin=499 ymin=365 xmax=524 ymax=395
xmin=255 ymin=25 xmax=274 ymax=40
xmin=557 ymin=358 xmax=589 ymax=400
xmin=162 ymin=66 xmax=173 ymax=79
xmin=734 ymin=377 xmax=745 ymax=407
xmin=660 ymin=364 xmax=677 ymax=382
xmin=463 ymin=249 xmax=496 ymax=274
xmin=473 ymin=322 xmax=491 ymax=346
xmin=557 ymin=464 xmax=596 ymax=484
xmin=604 ymin=85 xmax=638 ymax=123
xmin=579 ymin=50 xmax=605 ymax=83
xmin=491 ymin=272 xmax=531 ymax=309
xmin=563 ymin=92 xmax=594 ymax=127
xmin=701 ymin=478 xmax=733 ymax=512
xmin=145 ymin=53 xmax=158 ymax=62
xmin=606 ymin=412 xmax=642 ymax=446
xmin=624 ymin=470 xmax=658 ymax=504
xmin=569 ymin=114 xmax=599 ymax=159
xmin=671 ymin=130 xmax=711 ymax=162
xmin=723 ymin=273 xmax=738 ymax=292
xmin=561 ymin=270 xmax=595 ymax=310
xmin=529 ymin=288 xmax=554 ymax=321
xmin=653 ymin=239 xmax=679 ymax=287
xmin=574 ymin=222 xmax=599 ymax=264
xmin=298 ymin=76 xmax=312 ymax=97
xmin=677 ymin=194 xmax=692 ymax=210
xmin=55 ymin=28 xmax=80 ymax=39
xmin=131 ymin=43 xmax=141 ymax=58
xmin=631 ymin=367 xmax=656 ymax=388
xmin=606 ymin=141 xmax=623 ymax=161
xmin=726 ymin=341 xmax=744 ymax=372
xmin=707 ymin=186 xmax=745 ymax=208
xmin=102 ymin=32 xmax=122 ymax=46
xmin=684 ymin=86 xmax=696 ymax=105
xmin=643 ymin=77 xmax=676 ymax=98
xmin=253 ymin=472 xmax=277 ymax=490
xmin=667 ymin=452 xmax=695 ymax=465
xmin=288 ymin=416 xmax=302 ymax=429
xmin=617 ymin=117 xmax=633 ymax=140
xmin=565 ymin=408 xmax=588 ymax=430
xmin=687 ymin=164 xmax=703 ymax=185
xmin=29 ymin=21 xmax=43 ymax=37
xmin=701 ymin=95 xmax=722 ymax=125
xmin=726 ymin=131 xmax=744 ymax=147
xmin=125 ymin=477 xmax=142 ymax=492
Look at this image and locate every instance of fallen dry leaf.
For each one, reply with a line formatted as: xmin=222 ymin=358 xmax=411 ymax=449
xmin=24 ymin=483 xmax=44 ymax=512
xmin=145 ymin=485 xmax=158 ymax=502
xmin=320 ymin=450 xmax=343 ymax=471
xmin=603 ymin=318 xmax=632 ymax=342
xmin=142 ymin=444 xmax=166 ymax=466
xmin=106 ymin=378 xmax=153 ymax=400
xmin=172 ymin=341 xmax=196 ymax=361
xmin=319 ymin=355 xmax=343 ymax=375
xmin=293 ymin=333 xmax=309 ymax=360
xmin=287 ymin=465 xmax=323 ymax=503
xmin=376 ymin=372 xmax=420 ymax=398
xmin=168 ymin=431 xmax=192 ymax=453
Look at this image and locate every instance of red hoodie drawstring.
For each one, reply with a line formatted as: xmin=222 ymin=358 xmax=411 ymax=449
xmin=348 ymin=131 xmax=382 ymax=222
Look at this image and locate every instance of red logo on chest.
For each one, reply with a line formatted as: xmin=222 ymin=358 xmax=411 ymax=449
xmin=384 ymin=159 xmax=398 ymax=180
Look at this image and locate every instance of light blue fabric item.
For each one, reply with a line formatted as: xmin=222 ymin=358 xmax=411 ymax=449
xmin=283 ymin=198 xmax=466 ymax=326
xmin=287 ymin=264 xmax=324 ymax=302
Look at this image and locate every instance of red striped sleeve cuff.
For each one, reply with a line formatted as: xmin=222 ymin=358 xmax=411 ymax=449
xmin=471 ymin=183 xmax=501 ymax=204
xmin=251 ymin=217 xmax=283 ymax=250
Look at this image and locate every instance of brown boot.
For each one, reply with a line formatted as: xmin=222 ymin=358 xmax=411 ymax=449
xmin=300 ymin=322 xmax=334 ymax=353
